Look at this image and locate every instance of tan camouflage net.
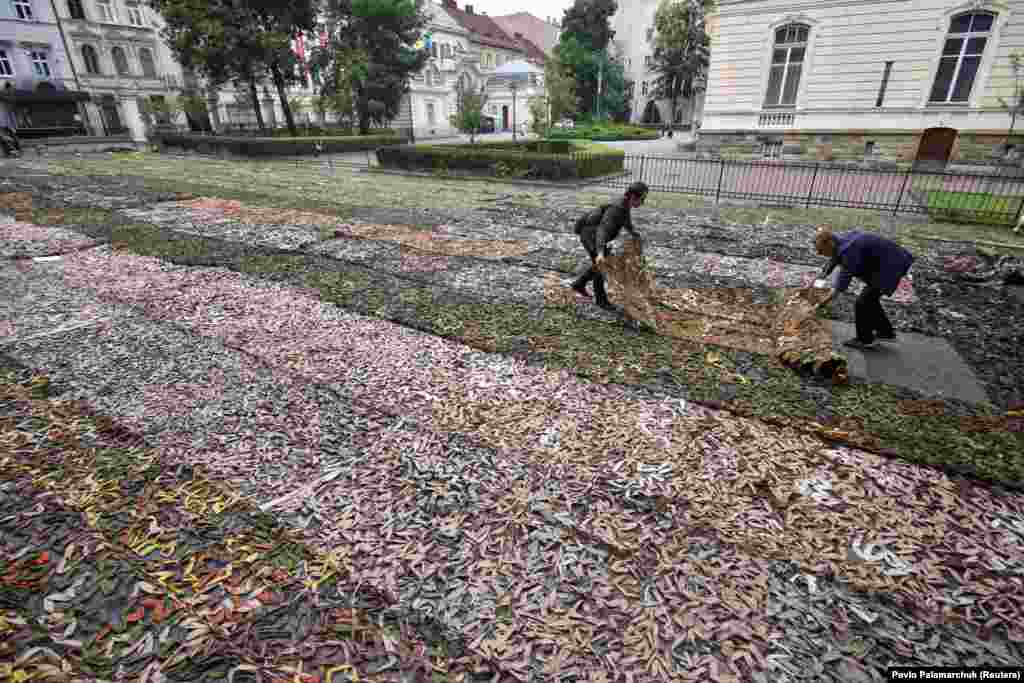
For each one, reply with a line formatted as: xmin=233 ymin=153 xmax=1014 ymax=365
xmin=598 ymin=236 xmax=849 ymax=384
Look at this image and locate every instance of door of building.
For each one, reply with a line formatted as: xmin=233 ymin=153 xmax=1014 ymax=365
xmin=100 ymin=95 xmax=125 ymax=134
xmin=915 ymin=127 xmax=957 ymax=170
xmin=501 ymin=105 xmax=509 ymax=130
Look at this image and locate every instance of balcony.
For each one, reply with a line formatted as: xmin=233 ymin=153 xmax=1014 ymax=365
xmin=758 ymin=111 xmax=794 ymax=128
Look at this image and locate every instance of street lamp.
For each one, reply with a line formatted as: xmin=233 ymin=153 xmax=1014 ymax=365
xmin=510 ymin=81 xmax=518 ymax=142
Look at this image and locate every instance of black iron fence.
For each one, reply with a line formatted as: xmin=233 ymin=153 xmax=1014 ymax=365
xmin=599 ymin=155 xmax=1024 ymax=226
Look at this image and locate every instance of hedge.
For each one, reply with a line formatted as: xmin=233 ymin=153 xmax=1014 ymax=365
xmin=375 ymin=143 xmax=624 ymax=180
xmin=156 ymin=133 xmax=402 ymax=157
xmin=268 ymin=126 xmax=398 ymax=138
xmin=546 ymin=125 xmax=661 ymax=141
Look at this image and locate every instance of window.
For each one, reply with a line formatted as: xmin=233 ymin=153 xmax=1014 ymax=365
xmin=929 ymin=11 xmax=995 ymax=104
xmin=138 ymin=47 xmax=155 ymax=77
xmin=496 ymin=53 xmax=503 ymax=66
xmin=96 ymin=0 xmax=114 ymax=22
xmin=646 ymin=27 xmax=654 ymax=42
xmin=67 ymin=0 xmax=85 ymax=19
xmin=764 ymin=23 xmax=808 ymax=108
xmin=82 ymin=44 xmax=100 ymax=74
xmin=641 ymin=80 xmax=648 ymax=96
xmin=13 ymin=0 xmax=34 ymax=19
xmin=427 ymin=101 xmax=436 ymax=125
xmin=29 ymin=50 xmax=50 ymax=77
xmin=149 ymin=94 xmax=170 ymax=123
xmin=431 ymin=43 xmax=438 ymax=58
xmin=876 ymin=61 xmax=893 ymax=107
xmin=126 ymin=3 xmax=143 ymax=25
xmin=865 ymin=141 xmax=876 ymax=156
xmin=111 ymin=46 xmax=129 ymax=74
xmin=761 ymin=140 xmax=782 ymax=158
xmin=0 ymin=49 xmax=12 ymax=76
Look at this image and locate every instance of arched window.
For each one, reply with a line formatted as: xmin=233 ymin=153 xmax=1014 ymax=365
xmin=81 ymin=44 xmax=100 ymax=74
xmin=138 ymin=47 xmax=156 ymax=77
xmin=929 ymin=11 xmax=995 ymax=103
xmin=111 ymin=46 xmax=129 ymax=75
xmin=764 ymin=23 xmax=808 ymax=108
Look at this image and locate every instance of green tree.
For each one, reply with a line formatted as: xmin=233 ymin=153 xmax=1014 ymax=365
xmin=151 ymin=0 xmax=317 ymax=136
xmin=560 ymin=0 xmax=617 ymax=53
xmin=450 ymin=79 xmax=488 ymax=142
xmin=313 ymin=0 xmax=428 ymax=134
xmin=648 ymin=0 xmax=712 ymax=125
xmin=543 ymin=50 xmax=577 ymax=124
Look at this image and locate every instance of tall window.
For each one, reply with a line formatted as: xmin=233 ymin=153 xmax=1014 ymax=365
xmin=96 ymin=0 xmax=115 ymax=22
xmin=67 ymin=0 xmax=85 ymax=18
xmin=0 ymin=49 xmax=12 ymax=76
xmin=13 ymin=0 xmax=34 ymax=20
xmin=30 ymin=50 xmax=50 ymax=77
xmin=929 ymin=11 xmax=995 ymax=103
xmin=82 ymin=44 xmax=100 ymax=74
xmin=764 ymin=23 xmax=808 ymax=108
xmin=427 ymin=101 xmax=436 ymax=125
xmin=138 ymin=47 xmax=155 ymax=77
xmin=111 ymin=46 xmax=129 ymax=74
xmin=126 ymin=2 xmax=143 ymax=25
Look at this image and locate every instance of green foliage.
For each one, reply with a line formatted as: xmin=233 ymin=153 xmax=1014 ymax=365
xmin=998 ymin=51 xmax=1024 ymax=140
xmin=376 ymin=142 xmax=624 ymax=180
xmin=559 ymin=0 xmax=617 ymax=52
xmin=312 ymin=0 xmax=429 ymax=134
xmin=556 ymin=34 xmax=627 ymax=118
xmin=544 ymin=51 xmax=577 ymax=124
xmin=546 ymin=123 xmax=659 ymax=141
xmin=449 ymin=80 xmax=488 ymax=142
xmin=647 ymin=0 xmax=712 ymax=123
xmin=157 ymin=133 xmax=401 ymax=157
xmin=527 ymin=97 xmax=548 ymax=136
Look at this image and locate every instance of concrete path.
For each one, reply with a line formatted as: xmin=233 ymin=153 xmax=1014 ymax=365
xmin=828 ymin=321 xmax=990 ymax=404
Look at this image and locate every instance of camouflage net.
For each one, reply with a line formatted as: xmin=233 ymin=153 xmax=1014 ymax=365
xmin=598 ymin=237 xmax=849 ymax=384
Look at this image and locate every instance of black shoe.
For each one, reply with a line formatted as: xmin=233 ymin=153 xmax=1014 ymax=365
xmin=843 ymin=338 xmax=877 ymax=350
xmin=596 ymin=300 xmax=616 ymax=311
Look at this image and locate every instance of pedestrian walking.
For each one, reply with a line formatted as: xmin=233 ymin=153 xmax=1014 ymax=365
xmin=814 ymin=228 xmax=915 ymax=350
xmin=570 ymin=181 xmax=649 ymax=310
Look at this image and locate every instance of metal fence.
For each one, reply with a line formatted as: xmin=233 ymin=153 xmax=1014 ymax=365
xmin=599 ymin=155 xmax=1024 ymax=226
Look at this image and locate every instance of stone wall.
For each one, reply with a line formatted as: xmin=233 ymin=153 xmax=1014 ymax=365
xmin=693 ymin=130 xmax=1024 ymax=167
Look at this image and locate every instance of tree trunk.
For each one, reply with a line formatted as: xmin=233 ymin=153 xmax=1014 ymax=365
xmin=271 ymin=63 xmax=298 ymax=137
xmin=248 ymin=74 xmax=266 ymax=131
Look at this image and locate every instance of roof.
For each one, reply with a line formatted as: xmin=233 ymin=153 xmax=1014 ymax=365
xmin=441 ymin=1 xmax=524 ymax=51
xmin=491 ymin=12 xmax=560 ymax=54
xmin=515 ymin=35 xmax=548 ymax=64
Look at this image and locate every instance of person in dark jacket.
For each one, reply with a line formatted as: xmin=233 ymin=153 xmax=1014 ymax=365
xmin=570 ymin=181 xmax=649 ymax=309
xmin=814 ymin=228 xmax=915 ymax=350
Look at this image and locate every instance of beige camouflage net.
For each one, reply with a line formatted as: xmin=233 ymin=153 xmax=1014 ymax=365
xmin=599 ymin=236 xmax=849 ymax=384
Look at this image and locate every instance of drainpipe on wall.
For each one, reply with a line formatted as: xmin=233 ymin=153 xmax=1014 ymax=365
xmin=49 ymin=0 xmax=93 ymax=135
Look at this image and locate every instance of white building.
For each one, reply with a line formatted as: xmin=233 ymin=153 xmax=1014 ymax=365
xmin=42 ymin=0 xmax=186 ymax=140
xmin=699 ymin=0 xmax=1024 ymax=166
xmin=398 ymin=0 xmax=545 ymax=140
xmin=0 ymin=0 xmax=92 ymax=135
xmin=610 ymin=0 xmax=705 ymax=126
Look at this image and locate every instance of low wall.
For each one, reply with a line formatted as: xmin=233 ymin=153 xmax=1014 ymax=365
xmin=18 ymin=135 xmax=139 ymax=155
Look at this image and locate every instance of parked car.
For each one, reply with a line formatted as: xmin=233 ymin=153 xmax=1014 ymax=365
xmin=479 ymin=116 xmax=496 ymax=134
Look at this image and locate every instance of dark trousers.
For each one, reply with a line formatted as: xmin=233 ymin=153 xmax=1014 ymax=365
xmin=855 ymin=286 xmax=894 ymax=343
xmin=571 ymin=239 xmax=611 ymax=305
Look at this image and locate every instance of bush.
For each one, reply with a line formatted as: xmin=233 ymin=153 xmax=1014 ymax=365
xmin=267 ymin=126 xmax=398 ymax=138
xmin=375 ymin=142 xmax=624 ymax=180
xmin=156 ymin=133 xmax=402 ymax=157
xmin=546 ymin=124 xmax=660 ymax=141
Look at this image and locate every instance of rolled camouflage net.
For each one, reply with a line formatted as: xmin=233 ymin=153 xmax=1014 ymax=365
xmin=597 ymin=237 xmax=850 ymax=384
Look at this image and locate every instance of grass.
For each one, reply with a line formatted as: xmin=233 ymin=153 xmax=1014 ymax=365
xmin=23 ymin=202 xmax=1024 ymax=490
xmin=925 ymin=189 xmax=1024 ymax=228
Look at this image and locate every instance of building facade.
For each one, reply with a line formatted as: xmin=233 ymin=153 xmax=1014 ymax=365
xmin=51 ymin=0 xmax=186 ymax=140
xmin=610 ymin=0 xmax=705 ymax=126
xmin=699 ymin=0 xmax=1024 ymax=166
xmin=0 ymin=0 xmax=91 ymax=136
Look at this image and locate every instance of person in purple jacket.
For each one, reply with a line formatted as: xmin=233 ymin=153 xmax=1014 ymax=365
xmin=814 ymin=228 xmax=915 ymax=350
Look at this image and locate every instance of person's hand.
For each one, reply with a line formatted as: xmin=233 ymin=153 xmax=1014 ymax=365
xmin=595 ymin=253 xmax=606 ymax=268
xmin=817 ymin=291 xmax=835 ymax=308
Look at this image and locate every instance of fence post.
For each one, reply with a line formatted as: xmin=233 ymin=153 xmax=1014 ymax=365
xmin=893 ymin=167 xmax=912 ymax=216
xmin=1015 ymin=191 xmax=1024 ymax=228
xmin=805 ymin=163 xmax=820 ymax=209
xmin=638 ymin=155 xmax=646 ymax=183
xmin=715 ymin=158 xmax=726 ymax=203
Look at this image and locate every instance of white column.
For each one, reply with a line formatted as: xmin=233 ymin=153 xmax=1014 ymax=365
xmin=120 ymin=97 xmax=148 ymax=143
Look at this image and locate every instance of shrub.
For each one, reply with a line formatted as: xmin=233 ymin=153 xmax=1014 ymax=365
xmin=375 ymin=142 xmax=624 ymax=180
xmin=546 ymin=124 xmax=660 ymax=141
xmin=156 ymin=133 xmax=402 ymax=157
xmin=267 ymin=126 xmax=398 ymax=138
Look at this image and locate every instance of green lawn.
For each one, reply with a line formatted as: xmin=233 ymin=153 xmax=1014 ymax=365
xmin=926 ymin=190 xmax=1024 ymax=228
